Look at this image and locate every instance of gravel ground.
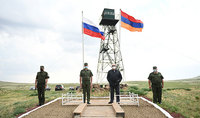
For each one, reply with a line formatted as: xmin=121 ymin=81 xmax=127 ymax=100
xmin=22 ymin=99 xmax=167 ymax=118
xmin=23 ymin=100 xmax=77 ymax=118
xmin=121 ymin=99 xmax=167 ymax=118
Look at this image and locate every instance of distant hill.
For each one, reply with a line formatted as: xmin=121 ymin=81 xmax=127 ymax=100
xmin=0 ymin=80 xmax=32 ymax=86
xmin=1 ymin=76 xmax=200 ymax=84
xmin=0 ymin=81 xmax=25 ymax=84
xmin=0 ymin=81 xmax=34 ymax=90
xmin=0 ymin=81 xmax=33 ymax=84
xmin=0 ymin=81 xmax=16 ymax=84
xmin=173 ymin=76 xmax=200 ymax=82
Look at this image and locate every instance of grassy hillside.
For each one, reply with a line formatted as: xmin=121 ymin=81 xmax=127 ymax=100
xmin=173 ymin=76 xmax=200 ymax=82
xmin=0 ymin=82 xmax=78 ymax=117
xmin=125 ymin=79 xmax=200 ymax=118
xmin=0 ymin=78 xmax=200 ymax=118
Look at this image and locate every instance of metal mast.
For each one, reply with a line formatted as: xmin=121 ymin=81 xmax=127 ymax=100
xmin=96 ymin=8 xmax=125 ymax=83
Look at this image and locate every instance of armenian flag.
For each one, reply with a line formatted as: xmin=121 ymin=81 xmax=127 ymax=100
xmin=121 ymin=10 xmax=143 ymax=32
xmin=83 ymin=17 xmax=105 ymax=40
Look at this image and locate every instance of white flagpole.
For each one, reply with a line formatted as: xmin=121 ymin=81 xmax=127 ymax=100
xmin=82 ymin=11 xmax=84 ymax=67
xmin=119 ymin=9 xmax=121 ymax=44
xmin=119 ymin=9 xmax=126 ymax=82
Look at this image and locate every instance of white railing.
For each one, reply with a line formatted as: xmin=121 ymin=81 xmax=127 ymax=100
xmin=62 ymin=92 xmax=83 ymax=105
xmin=115 ymin=92 xmax=139 ymax=106
xmin=62 ymin=91 xmax=139 ymax=106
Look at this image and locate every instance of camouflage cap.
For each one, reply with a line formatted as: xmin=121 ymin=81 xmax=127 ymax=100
xmin=40 ymin=65 xmax=44 ymax=68
xmin=84 ymin=63 xmax=88 ymax=66
xmin=153 ymin=66 xmax=157 ymax=69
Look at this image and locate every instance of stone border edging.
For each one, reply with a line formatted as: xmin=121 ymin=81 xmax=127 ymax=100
xmin=18 ymin=97 xmax=62 ymax=118
xmin=18 ymin=97 xmax=173 ymax=118
xmin=140 ymin=97 xmax=173 ymax=118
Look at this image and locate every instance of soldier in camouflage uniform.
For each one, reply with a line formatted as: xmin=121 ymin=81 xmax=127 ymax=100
xmin=148 ymin=66 xmax=164 ymax=104
xmin=80 ymin=63 xmax=93 ymax=104
xmin=35 ymin=66 xmax=49 ymax=106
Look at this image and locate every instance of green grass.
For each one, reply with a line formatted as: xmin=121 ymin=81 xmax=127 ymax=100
xmin=128 ymin=86 xmax=148 ymax=96
xmin=143 ymin=80 xmax=200 ymax=118
xmin=0 ymin=82 xmax=77 ymax=118
xmin=0 ymin=78 xmax=200 ymax=118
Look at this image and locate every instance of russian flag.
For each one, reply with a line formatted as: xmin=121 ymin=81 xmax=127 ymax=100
xmin=121 ymin=10 xmax=143 ymax=32
xmin=83 ymin=17 xmax=105 ymax=40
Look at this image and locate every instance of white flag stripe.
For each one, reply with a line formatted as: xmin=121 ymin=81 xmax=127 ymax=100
xmin=83 ymin=17 xmax=97 ymax=27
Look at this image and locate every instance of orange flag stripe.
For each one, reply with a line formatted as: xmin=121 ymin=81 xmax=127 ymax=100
xmin=121 ymin=22 xmax=143 ymax=32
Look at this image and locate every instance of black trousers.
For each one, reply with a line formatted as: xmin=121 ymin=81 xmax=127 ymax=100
xmin=152 ymin=86 xmax=162 ymax=103
xmin=110 ymin=84 xmax=120 ymax=102
xmin=37 ymin=85 xmax=45 ymax=105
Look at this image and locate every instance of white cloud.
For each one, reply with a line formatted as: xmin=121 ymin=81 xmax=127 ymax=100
xmin=0 ymin=0 xmax=200 ymax=83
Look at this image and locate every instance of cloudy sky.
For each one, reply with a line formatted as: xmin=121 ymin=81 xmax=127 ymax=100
xmin=0 ymin=0 xmax=200 ymax=83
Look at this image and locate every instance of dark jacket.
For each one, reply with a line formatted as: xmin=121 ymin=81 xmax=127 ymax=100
xmin=107 ymin=69 xmax=122 ymax=86
xmin=36 ymin=71 xmax=49 ymax=85
xmin=148 ymin=72 xmax=164 ymax=87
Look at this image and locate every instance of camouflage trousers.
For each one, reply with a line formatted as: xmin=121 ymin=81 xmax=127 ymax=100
xmin=152 ymin=86 xmax=162 ymax=103
xmin=82 ymin=81 xmax=91 ymax=103
xmin=37 ymin=85 xmax=45 ymax=105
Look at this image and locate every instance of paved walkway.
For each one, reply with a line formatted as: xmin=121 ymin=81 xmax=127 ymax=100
xmin=81 ymin=106 xmax=116 ymax=118
xmin=73 ymin=99 xmax=125 ymax=118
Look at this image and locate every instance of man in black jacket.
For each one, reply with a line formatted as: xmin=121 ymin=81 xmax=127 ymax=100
xmin=107 ymin=64 xmax=122 ymax=104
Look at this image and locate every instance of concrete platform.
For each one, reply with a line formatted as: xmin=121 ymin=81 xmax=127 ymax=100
xmin=82 ymin=106 xmax=116 ymax=117
xmin=73 ymin=100 xmax=124 ymax=118
xmin=19 ymin=98 xmax=172 ymax=118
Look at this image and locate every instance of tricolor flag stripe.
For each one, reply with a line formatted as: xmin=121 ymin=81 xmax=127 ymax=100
xmin=121 ymin=10 xmax=143 ymax=24
xmin=121 ymin=15 xmax=143 ymax=28
xmin=100 ymin=32 xmax=104 ymax=36
xmin=83 ymin=17 xmax=96 ymax=27
xmin=121 ymin=22 xmax=143 ymax=32
xmin=83 ymin=17 xmax=105 ymax=40
xmin=83 ymin=28 xmax=104 ymax=39
xmin=120 ymin=10 xmax=143 ymax=32
xmin=83 ymin=23 xmax=101 ymax=34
